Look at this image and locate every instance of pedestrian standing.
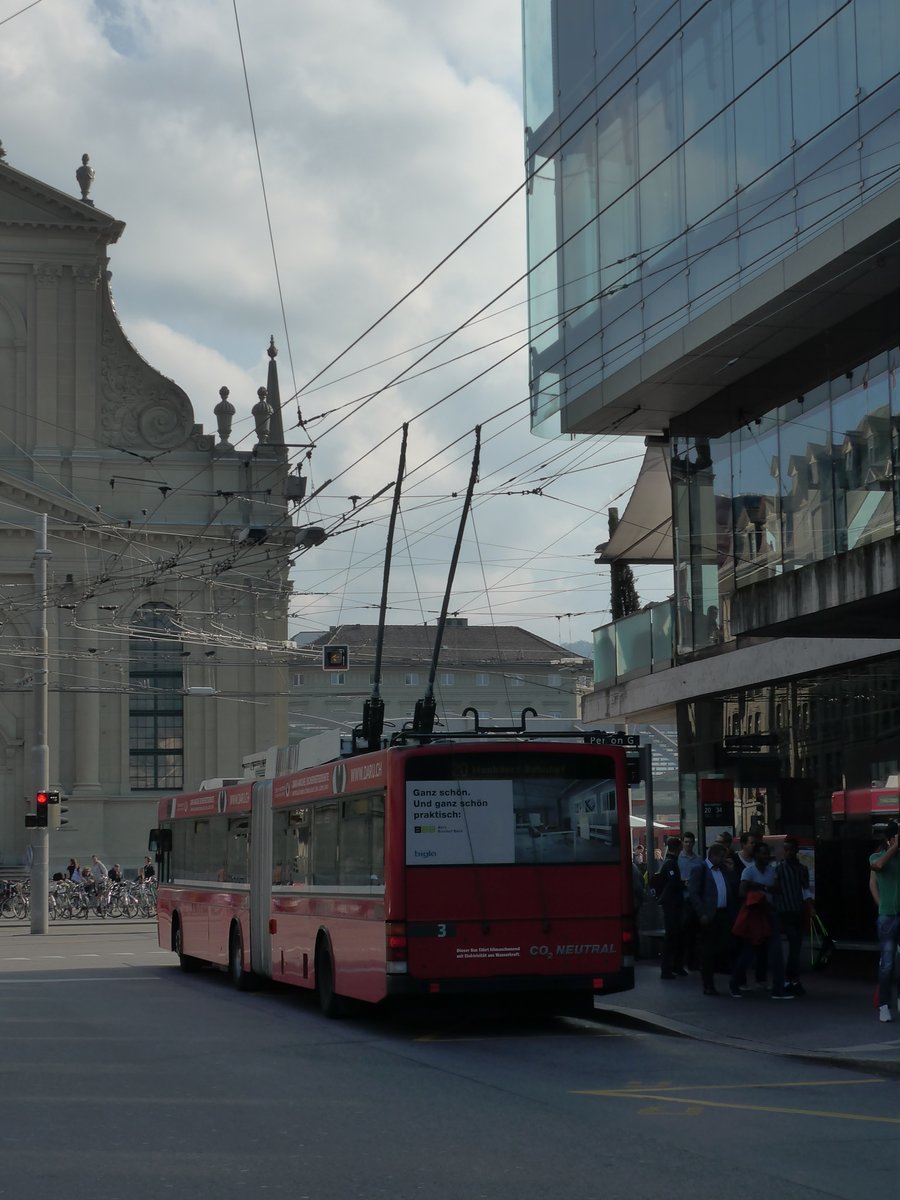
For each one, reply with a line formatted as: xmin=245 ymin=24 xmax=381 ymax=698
xmin=653 ymin=837 xmax=687 ymax=979
xmin=869 ymin=818 xmax=900 ymax=1024
xmin=688 ymin=843 xmax=735 ymax=995
xmin=678 ymin=832 xmax=703 ymax=969
xmin=774 ymin=837 xmax=810 ymax=996
xmin=729 ymin=841 xmax=793 ymax=1001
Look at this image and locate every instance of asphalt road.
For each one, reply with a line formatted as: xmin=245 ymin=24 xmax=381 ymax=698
xmin=0 ymin=923 xmax=897 ymax=1198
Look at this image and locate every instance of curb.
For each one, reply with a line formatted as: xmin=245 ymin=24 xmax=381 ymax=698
xmin=590 ymin=1004 xmax=900 ymax=1080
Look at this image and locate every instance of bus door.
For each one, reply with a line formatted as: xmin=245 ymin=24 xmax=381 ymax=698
xmin=249 ymin=779 xmax=273 ymax=977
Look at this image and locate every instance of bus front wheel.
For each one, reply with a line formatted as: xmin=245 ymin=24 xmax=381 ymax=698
xmin=315 ymin=941 xmax=343 ymax=1018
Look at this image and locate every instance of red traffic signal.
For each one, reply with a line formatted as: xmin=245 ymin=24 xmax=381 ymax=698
xmin=35 ymin=791 xmax=50 ymax=827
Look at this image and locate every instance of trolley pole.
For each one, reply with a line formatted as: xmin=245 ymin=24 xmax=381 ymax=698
xmin=30 ymin=513 xmax=51 ymax=935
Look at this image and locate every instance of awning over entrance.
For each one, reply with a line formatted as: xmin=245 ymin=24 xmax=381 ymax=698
xmin=595 ymin=443 xmax=673 ymax=564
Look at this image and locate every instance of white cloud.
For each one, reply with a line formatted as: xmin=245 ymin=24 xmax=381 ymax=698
xmin=1 ymin=0 xmax=660 ymax=647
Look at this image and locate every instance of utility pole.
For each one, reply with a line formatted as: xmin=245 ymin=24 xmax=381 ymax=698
xmin=30 ymin=513 xmax=50 ymax=934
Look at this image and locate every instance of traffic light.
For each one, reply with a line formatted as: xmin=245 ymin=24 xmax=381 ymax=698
xmin=35 ymin=791 xmax=50 ymax=827
xmin=322 ymin=644 xmax=349 ymax=671
xmin=47 ymin=791 xmax=62 ymax=830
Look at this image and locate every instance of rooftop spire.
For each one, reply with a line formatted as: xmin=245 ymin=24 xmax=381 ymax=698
xmin=265 ymin=335 xmax=286 ymax=450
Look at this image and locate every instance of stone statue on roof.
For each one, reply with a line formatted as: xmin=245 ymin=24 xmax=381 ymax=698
xmin=76 ymin=153 xmax=95 ymax=204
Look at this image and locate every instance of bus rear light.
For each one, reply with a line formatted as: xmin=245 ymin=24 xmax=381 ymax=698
xmin=386 ymin=922 xmax=407 ymax=962
xmin=593 ymin=978 xmax=605 ymax=989
xmin=269 ymin=918 xmax=277 ymax=934
xmin=429 ymin=982 xmax=440 ymax=993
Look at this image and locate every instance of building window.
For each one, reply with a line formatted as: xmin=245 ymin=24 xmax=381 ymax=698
xmin=440 ymin=672 xmax=455 ymax=686
xmin=129 ymin=602 xmax=184 ymax=791
xmin=330 ymin=673 xmax=346 ymax=686
xmin=404 ymin=672 xmax=419 ymax=686
xmin=510 ymin=674 xmax=525 ymax=687
xmin=291 ymin=672 xmax=304 ymax=687
xmin=475 ymin=673 xmax=490 ymax=687
xmin=547 ymin=673 xmax=562 ymax=688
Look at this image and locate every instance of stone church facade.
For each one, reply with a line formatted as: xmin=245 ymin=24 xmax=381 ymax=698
xmin=0 ymin=149 xmax=293 ymax=870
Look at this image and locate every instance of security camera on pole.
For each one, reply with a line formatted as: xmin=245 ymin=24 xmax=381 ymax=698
xmin=30 ymin=513 xmax=50 ymax=934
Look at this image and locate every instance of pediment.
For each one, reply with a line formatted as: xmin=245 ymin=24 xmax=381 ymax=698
xmin=0 ymin=467 xmax=106 ymax=527
xmin=0 ymin=161 xmax=123 ymax=242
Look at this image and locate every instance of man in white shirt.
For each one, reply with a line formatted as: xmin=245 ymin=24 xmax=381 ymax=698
xmin=688 ymin=843 xmax=734 ymax=996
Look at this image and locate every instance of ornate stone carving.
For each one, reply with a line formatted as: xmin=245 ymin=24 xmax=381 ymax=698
xmin=33 ymin=263 xmax=63 ymax=285
xmin=72 ymin=264 xmax=101 ymax=287
xmin=99 ymin=291 xmax=195 ymax=452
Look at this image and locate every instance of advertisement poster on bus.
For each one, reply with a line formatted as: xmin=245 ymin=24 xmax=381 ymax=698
xmin=406 ymin=780 xmax=514 ymax=865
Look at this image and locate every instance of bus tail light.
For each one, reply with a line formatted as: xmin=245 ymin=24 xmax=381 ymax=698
xmin=386 ymin=922 xmax=408 ymax=974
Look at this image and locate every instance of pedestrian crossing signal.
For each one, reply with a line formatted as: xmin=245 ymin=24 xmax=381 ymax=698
xmin=322 ymin=645 xmax=349 ymax=671
xmin=35 ymin=791 xmax=50 ymax=827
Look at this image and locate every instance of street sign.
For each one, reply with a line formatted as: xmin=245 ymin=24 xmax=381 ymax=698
xmin=583 ymin=732 xmax=639 ymax=747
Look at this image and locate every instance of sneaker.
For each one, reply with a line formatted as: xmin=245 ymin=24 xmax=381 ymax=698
xmin=879 ymin=1005 xmax=893 ymax=1023
xmin=660 ymin=972 xmax=676 ymax=980
xmin=738 ymin=984 xmax=753 ymax=993
xmin=771 ymin=992 xmax=795 ymax=1001
xmin=728 ymin=987 xmax=743 ymax=999
xmin=703 ymin=987 xmax=719 ymax=996
xmin=788 ymin=981 xmax=805 ymax=997
xmin=673 ymin=968 xmax=689 ymax=977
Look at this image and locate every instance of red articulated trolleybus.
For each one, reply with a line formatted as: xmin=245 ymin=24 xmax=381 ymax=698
xmin=152 ymin=723 xmax=638 ymax=1015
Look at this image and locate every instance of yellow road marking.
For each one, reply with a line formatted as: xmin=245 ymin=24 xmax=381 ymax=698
xmin=574 ymin=1087 xmax=900 ymax=1125
xmin=618 ymin=1078 xmax=883 ymax=1093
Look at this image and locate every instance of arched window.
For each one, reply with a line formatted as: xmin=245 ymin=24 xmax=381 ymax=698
xmin=129 ymin=603 xmax=184 ymax=790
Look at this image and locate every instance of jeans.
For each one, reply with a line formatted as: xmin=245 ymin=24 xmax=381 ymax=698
xmin=730 ymin=913 xmax=786 ymax=994
xmin=876 ymin=914 xmax=900 ymax=1007
xmin=780 ymin=911 xmax=804 ymax=984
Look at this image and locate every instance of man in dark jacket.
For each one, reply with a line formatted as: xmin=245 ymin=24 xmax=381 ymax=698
xmin=688 ymin=842 xmax=736 ymax=995
xmin=653 ymin=837 xmax=687 ymax=979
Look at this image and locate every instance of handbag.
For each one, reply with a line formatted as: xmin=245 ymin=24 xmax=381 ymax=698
xmin=809 ymin=912 xmax=834 ymax=971
xmin=732 ymin=892 xmax=772 ymax=944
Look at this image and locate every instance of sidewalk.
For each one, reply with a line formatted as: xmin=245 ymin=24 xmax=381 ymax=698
xmin=592 ymin=958 xmax=900 ymax=1077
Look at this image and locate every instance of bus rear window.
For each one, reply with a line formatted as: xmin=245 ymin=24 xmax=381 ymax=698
xmin=405 ymin=752 xmax=620 ymax=866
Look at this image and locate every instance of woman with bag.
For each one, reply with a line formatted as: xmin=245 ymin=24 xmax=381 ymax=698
xmin=728 ymin=841 xmax=793 ymax=1001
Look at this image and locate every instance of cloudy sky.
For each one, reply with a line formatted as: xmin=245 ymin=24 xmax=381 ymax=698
xmin=1 ymin=0 xmax=670 ymax=648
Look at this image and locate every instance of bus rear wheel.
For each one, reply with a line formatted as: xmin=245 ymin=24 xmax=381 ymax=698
xmin=228 ymin=926 xmax=252 ymax=991
xmin=174 ymin=920 xmax=200 ymax=973
xmin=315 ymin=942 xmax=344 ymax=1018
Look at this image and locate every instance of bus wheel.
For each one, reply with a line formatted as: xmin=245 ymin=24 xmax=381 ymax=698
xmin=174 ymin=920 xmax=200 ymax=973
xmin=315 ymin=941 xmax=343 ymax=1018
xmin=229 ymin=925 xmax=252 ymax=991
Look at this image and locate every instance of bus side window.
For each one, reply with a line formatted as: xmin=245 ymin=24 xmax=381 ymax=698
xmin=313 ymin=803 xmax=339 ymax=885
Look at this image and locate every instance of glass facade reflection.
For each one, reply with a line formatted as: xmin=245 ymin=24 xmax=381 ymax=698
xmin=672 ymin=346 xmax=900 ymax=653
xmin=523 ymin=0 xmax=900 ymax=433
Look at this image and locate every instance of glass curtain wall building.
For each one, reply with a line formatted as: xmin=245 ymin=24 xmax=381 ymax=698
xmin=523 ymin=0 xmax=900 ymax=435
xmin=524 ymin=3 xmax=900 ymax=927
